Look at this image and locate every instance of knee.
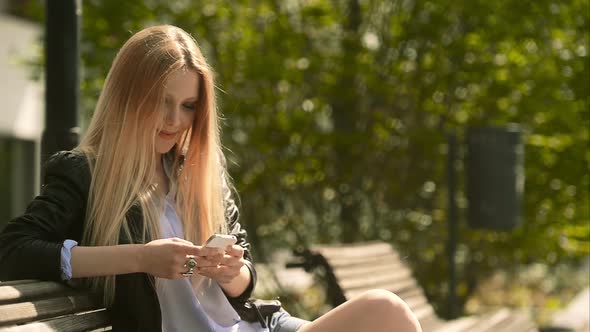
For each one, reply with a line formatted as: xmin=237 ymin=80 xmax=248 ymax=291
xmin=358 ymin=289 xmax=409 ymax=313
xmin=357 ymin=289 xmax=422 ymax=332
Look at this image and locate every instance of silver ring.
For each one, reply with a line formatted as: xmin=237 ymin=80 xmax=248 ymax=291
xmin=182 ymin=256 xmax=198 ymax=276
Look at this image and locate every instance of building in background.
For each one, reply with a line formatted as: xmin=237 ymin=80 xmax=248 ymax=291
xmin=0 ymin=9 xmax=43 ymax=227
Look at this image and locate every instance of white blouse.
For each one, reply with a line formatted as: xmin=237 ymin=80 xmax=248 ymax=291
xmin=156 ymin=157 xmax=266 ymax=332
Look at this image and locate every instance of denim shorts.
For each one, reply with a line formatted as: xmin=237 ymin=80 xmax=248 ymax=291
xmin=266 ymin=309 xmax=309 ymax=332
xmin=237 ymin=308 xmax=308 ymax=332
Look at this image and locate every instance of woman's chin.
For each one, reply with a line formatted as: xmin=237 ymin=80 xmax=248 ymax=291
xmin=155 ymin=143 xmax=175 ymax=154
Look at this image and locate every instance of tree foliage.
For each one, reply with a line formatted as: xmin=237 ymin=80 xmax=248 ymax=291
xmin=17 ymin=0 xmax=589 ymax=317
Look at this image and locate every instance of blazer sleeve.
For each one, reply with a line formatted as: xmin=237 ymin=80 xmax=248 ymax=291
xmin=221 ymin=154 xmax=257 ymax=302
xmin=0 ymin=151 xmax=90 ymax=281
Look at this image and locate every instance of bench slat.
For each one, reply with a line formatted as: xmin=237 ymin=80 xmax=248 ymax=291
xmin=393 ymin=287 xmax=429 ymax=309
xmin=0 ymin=310 xmax=110 ymax=332
xmin=0 ymin=281 xmax=38 ymax=287
xmin=401 ymin=293 xmax=430 ymax=312
xmin=433 ymin=309 xmax=516 ymax=332
xmin=422 ymin=316 xmax=452 ymax=331
xmin=336 ymin=266 xmax=413 ymax=290
xmin=551 ymin=287 xmax=590 ymax=331
xmin=410 ymin=301 xmax=439 ymax=324
xmin=482 ymin=310 xmax=537 ymax=332
xmin=332 ymin=260 xmax=410 ymax=280
xmin=319 ymin=253 xmax=401 ymax=268
xmin=313 ymin=242 xmax=397 ymax=258
xmin=0 ymin=295 xmax=99 ymax=326
xmin=412 ymin=304 xmax=436 ymax=322
xmin=0 ymin=282 xmax=73 ymax=305
xmin=462 ymin=308 xmax=512 ymax=331
xmin=431 ymin=315 xmax=481 ymax=332
xmin=397 ymin=286 xmax=426 ymax=300
xmin=344 ymin=275 xmax=417 ymax=297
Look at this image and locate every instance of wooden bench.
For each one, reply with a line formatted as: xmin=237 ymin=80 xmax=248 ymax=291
xmin=545 ymin=287 xmax=589 ymax=332
xmin=287 ymin=241 xmax=539 ymax=332
xmin=0 ymin=262 xmax=291 ymax=331
xmin=0 ymin=279 xmax=110 ymax=331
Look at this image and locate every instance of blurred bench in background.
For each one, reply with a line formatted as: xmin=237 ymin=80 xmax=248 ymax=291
xmin=545 ymin=287 xmax=589 ymax=332
xmin=287 ymin=241 xmax=539 ymax=332
xmin=254 ymin=249 xmax=314 ymax=297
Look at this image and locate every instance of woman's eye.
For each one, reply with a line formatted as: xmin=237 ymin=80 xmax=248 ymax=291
xmin=183 ymin=103 xmax=196 ymax=110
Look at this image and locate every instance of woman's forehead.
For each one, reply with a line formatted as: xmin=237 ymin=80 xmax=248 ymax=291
xmin=164 ymin=69 xmax=199 ymax=100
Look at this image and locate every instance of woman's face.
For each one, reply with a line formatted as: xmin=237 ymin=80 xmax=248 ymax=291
xmin=155 ymin=69 xmax=199 ymax=154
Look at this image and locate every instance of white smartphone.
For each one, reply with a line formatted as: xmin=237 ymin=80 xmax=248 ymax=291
xmin=204 ymin=234 xmax=237 ymax=252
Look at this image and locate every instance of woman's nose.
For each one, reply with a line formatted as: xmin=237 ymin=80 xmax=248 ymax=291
xmin=165 ymin=106 xmax=181 ymax=127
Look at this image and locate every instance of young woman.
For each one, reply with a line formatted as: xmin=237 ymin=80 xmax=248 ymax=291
xmin=0 ymin=25 xmax=422 ymax=332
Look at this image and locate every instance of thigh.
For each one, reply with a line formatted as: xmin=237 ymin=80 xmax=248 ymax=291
xmin=298 ymin=290 xmax=422 ymax=332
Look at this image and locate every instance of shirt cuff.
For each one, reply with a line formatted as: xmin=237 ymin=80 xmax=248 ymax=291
xmin=60 ymin=239 xmax=78 ymax=280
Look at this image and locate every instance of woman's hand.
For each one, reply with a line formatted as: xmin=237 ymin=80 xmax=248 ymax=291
xmin=197 ymin=245 xmax=246 ymax=284
xmin=139 ymin=237 xmax=222 ymax=279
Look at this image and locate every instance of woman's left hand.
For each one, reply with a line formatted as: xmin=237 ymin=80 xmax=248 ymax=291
xmin=198 ymin=245 xmax=246 ymax=284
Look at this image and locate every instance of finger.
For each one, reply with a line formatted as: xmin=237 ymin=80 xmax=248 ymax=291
xmin=206 ymin=251 xmax=224 ymax=259
xmin=176 ymin=253 xmax=219 ymax=273
xmin=225 ymin=245 xmax=244 ymax=258
xmin=205 ymin=254 xmax=223 ymax=265
xmin=198 ymin=266 xmax=214 ymax=273
xmin=194 ymin=249 xmax=222 ymax=260
xmin=181 ymin=245 xmax=218 ymax=257
xmin=177 ymin=244 xmax=200 ymax=256
xmin=178 ymin=254 xmax=214 ymax=274
xmin=196 ymin=257 xmax=220 ymax=268
xmin=200 ymin=246 xmax=223 ymax=257
xmin=217 ymin=265 xmax=241 ymax=280
xmin=171 ymin=237 xmax=194 ymax=246
xmin=185 ymin=253 xmax=218 ymax=261
xmin=199 ymin=265 xmax=235 ymax=277
xmin=221 ymin=257 xmax=245 ymax=268
xmin=197 ymin=266 xmax=221 ymax=277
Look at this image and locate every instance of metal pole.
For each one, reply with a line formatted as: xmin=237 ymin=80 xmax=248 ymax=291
xmin=447 ymin=133 xmax=458 ymax=319
xmin=41 ymin=0 xmax=80 ymax=167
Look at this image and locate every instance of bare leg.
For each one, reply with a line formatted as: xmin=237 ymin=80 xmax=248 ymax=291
xmin=298 ymin=289 xmax=422 ymax=332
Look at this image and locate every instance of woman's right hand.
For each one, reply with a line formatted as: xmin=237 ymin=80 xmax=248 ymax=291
xmin=139 ymin=237 xmax=222 ymax=279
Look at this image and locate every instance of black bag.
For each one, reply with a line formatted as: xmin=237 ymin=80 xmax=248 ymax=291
xmin=237 ymin=298 xmax=282 ymax=328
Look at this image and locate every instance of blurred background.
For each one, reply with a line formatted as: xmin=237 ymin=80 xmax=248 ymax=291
xmin=0 ymin=0 xmax=588 ymax=327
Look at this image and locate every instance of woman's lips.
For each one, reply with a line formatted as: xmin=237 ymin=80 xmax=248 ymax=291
xmin=158 ymin=131 xmax=177 ymax=140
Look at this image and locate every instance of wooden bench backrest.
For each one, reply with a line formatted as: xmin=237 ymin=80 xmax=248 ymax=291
xmin=303 ymin=241 xmax=539 ymax=332
xmin=0 ymin=279 xmax=110 ymax=331
xmin=309 ymin=241 xmax=441 ymax=328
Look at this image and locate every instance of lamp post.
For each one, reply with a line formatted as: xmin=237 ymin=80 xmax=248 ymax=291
xmin=446 ymin=125 xmax=524 ymax=319
xmin=41 ymin=0 xmax=80 ymax=167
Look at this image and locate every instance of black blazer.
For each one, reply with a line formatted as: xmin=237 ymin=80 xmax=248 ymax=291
xmin=0 ymin=150 xmax=257 ymax=331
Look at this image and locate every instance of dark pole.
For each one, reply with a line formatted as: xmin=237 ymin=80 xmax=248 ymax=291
xmin=447 ymin=133 xmax=458 ymax=319
xmin=41 ymin=0 xmax=80 ymax=167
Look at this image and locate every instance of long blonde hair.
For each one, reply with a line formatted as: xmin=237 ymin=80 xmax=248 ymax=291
xmin=76 ymin=25 xmax=227 ymax=305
